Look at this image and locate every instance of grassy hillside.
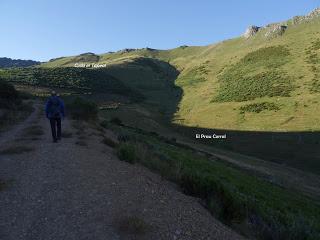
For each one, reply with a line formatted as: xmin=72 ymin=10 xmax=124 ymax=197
xmin=39 ymin=10 xmax=320 ymax=132
xmin=102 ymin=120 xmax=320 ymax=240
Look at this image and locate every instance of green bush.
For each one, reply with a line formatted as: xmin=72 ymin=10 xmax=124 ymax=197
xmin=110 ymin=117 xmax=122 ymax=125
xmin=67 ymin=97 xmax=98 ymax=120
xmin=0 ymin=79 xmax=21 ymax=108
xmin=0 ymin=80 xmax=18 ymax=99
xmin=117 ymin=143 xmax=137 ymax=164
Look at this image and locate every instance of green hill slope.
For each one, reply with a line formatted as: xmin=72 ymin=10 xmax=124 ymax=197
xmin=31 ymin=8 xmax=320 ymax=131
xmin=0 ymin=57 xmax=40 ymax=68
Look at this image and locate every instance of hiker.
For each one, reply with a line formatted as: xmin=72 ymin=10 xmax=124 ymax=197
xmin=45 ymin=91 xmax=65 ymax=143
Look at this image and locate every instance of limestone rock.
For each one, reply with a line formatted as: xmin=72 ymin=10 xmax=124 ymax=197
xmin=292 ymin=7 xmax=320 ymax=25
xmin=265 ymin=25 xmax=287 ymax=39
xmin=244 ymin=25 xmax=260 ymax=38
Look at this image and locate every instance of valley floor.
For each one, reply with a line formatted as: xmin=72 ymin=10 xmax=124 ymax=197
xmin=0 ymin=103 xmax=243 ymax=240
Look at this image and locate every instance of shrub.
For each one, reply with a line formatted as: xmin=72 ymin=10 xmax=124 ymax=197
xmin=67 ymin=97 xmax=98 ymax=120
xmin=18 ymin=91 xmax=34 ymax=100
xmin=213 ymin=46 xmax=295 ymax=102
xmin=100 ymin=120 xmax=109 ymax=129
xmin=0 ymin=79 xmax=21 ymax=108
xmin=0 ymin=79 xmax=19 ymax=99
xmin=75 ymin=140 xmax=88 ymax=146
xmin=117 ymin=143 xmax=137 ymax=164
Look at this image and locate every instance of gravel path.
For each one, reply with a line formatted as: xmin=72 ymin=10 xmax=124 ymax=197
xmin=0 ymin=104 xmax=244 ymax=240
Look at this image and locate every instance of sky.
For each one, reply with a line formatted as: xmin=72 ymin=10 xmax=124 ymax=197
xmin=0 ymin=0 xmax=319 ymax=61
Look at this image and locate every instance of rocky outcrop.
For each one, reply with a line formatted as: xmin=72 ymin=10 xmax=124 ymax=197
xmin=244 ymin=7 xmax=320 ymax=40
xmin=292 ymin=7 xmax=320 ymax=25
xmin=244 ymin=26 xmax=261 ymax=38
xmin=265 ymin=25 xmax=287 ymax=39
xmin=118 ymin=48 xmax=136 ymax=54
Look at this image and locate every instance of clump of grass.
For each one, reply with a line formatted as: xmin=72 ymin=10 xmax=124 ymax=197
xmin=101 ymin=137 xmax=118 ymax=148
xmin=110 ymin=117 xmax=122 ymax=126
xmin=61 ymin=131 xmax=73 ymax=138
xmin=213 ymin=46 xmax=295 ymax=102
xmin=114 ymin=216 xmax=149 ymax=236
xmin=22 ymin=125 xmax=44 ymax=136
xmin=0 ymin=145 xmax=34 ymax=155
xmin=100 ymin=120 xmax=109 ymax=129
xmin=0 ymin=179 xmax=7 ymax=191
xmin=240 ymin=102 xmax=280 ymax=113
xmin=75 ymin=140 xmax=87 ymax=146
xmin=77 ymin=135 xmax=87 ymax=140
xmin=14 ymin=137 xmax=41 ymax=142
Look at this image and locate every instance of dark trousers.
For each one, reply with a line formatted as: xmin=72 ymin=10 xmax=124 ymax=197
xmin=50 ymin=117 xmax=61 ymax=141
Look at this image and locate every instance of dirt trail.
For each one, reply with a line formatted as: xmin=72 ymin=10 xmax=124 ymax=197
xmin=0 ymin=104 xmax=244 ymax=240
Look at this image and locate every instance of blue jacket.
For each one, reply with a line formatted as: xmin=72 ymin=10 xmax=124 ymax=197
xmin=45 ymin=96 xmax=65 ymax=119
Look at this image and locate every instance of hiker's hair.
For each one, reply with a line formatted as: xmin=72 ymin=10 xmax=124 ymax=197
xmin=51 ymin=91 xmax=57 ymax=96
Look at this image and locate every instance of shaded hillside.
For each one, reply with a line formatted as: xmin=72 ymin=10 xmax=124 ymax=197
xmin=0 ymin=67 xmax=141 ymax=100
xmin=0 ymin=57 xmax=181 ymax=111
xmin=0 ymin=57 xmax=40 ymax=68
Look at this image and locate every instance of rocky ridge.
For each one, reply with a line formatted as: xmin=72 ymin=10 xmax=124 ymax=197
xmin=244 ymin=7 xmax=320 ymax=39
